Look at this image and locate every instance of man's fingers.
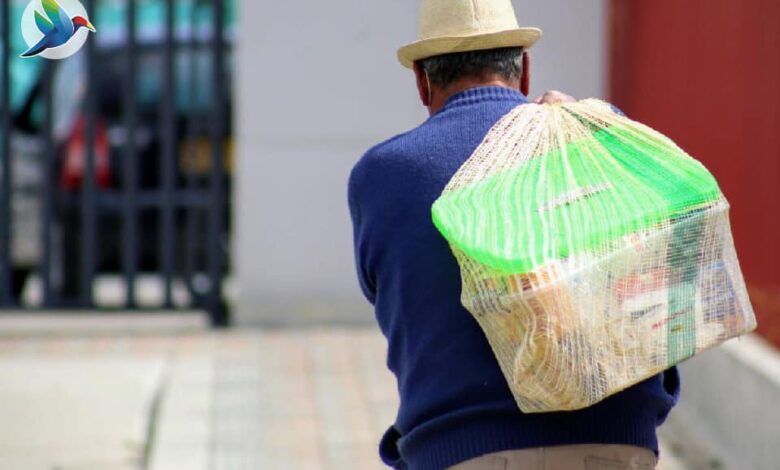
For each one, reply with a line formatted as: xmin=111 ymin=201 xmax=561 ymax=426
xmin=534 ymin=90 xmax=576 ymax=104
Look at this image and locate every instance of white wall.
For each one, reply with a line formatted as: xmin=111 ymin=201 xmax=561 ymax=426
xmin=517 ymin=0 xmax=607 ymax=100
xmin=234 ymin=0 xmax=607 ymax=325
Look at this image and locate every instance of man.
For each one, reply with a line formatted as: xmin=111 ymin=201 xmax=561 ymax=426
xmin=348 ymin=1 xmax=679 ymax=468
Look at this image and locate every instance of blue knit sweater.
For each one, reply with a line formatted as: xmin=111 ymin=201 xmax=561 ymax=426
xmin=348 ymin=86 xmax=680 ymax=470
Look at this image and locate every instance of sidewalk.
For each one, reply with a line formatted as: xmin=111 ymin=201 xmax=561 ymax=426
xmin=0 ymin=315 xmax=691 ymax=469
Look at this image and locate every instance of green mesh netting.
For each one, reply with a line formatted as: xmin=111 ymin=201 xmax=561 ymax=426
xmin=431 ymin=99 xmax=756 ymax=413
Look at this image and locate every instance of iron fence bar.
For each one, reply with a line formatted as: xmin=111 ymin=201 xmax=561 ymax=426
xmin=10 ymin=307 xmax=204 ymax=314
xmin=61 ymin=189 xmax=218 ymax=208
xmin=184 ymin=2 xmax=201 ymax=294
xmin=208 ymin=0 xmax=227 ymax=326
xmin=0 ymin=0 xmax=12 ymax=304
xmin=40 ymin=61 xmax=55 ymax=306
xmin=160 ymin=0 xmax=176 ymax=308
xmin=95 ymin=40 xmax=231 ymax=56
xmin=80 ymin=0 xmax=97 ymax=306
xmin=122 ymin=0 xmax=138 ymax=308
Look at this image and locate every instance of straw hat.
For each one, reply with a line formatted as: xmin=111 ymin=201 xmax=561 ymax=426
xmin=398 ymin=0 xmax=542 ymax=69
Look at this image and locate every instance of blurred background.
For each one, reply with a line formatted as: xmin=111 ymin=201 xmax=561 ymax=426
xmin=0 ymin=0 xmax=777 ymax=469
xmin=0 ymin=0 xmax=234 ymax=321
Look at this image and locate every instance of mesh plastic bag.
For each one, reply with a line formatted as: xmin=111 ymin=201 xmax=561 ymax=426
xmin=431 ymin=99 xmax=757 ymax=413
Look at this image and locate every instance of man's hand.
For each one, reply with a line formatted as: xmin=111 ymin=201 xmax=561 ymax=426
xmin=533 ymin=90 xmax=576 ymax=104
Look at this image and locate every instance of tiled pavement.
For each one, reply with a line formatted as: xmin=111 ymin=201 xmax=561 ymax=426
xmin=0 ymin=319 xmax=690 ymax=469
xmin=152 ymin=329 xmax=396 ymax=470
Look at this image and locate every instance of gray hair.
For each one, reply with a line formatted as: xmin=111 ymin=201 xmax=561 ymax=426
xmin=419 ymin=47 xmax=524 ymax=88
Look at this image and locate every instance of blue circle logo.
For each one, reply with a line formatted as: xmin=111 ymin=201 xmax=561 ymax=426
xmin=20 ymin=0 xmax=96 ymax=60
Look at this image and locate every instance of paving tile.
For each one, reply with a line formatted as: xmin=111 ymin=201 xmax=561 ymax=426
xmin=0 ymin=321 xmax=694 ymax=470
xmin=0 ymin=356 xmax=163 ymax=470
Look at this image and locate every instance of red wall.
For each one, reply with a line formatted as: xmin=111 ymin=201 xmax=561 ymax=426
xmin=609 ymin=0 xmax=780 ymax=346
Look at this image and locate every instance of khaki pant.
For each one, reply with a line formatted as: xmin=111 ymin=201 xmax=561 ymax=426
xmin=447 ymin=444 xmax=658 ymax=470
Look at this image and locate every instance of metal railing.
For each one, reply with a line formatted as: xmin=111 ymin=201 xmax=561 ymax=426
xmin=0 ymin=0 xmax=231 ymax=326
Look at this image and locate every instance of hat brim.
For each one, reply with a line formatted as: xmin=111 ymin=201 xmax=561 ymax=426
xmin=397 ymin=27 xmax=542 ymax=69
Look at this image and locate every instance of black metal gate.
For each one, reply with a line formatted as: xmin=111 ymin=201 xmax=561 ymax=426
xmin=0 ymin=0 xmax=232 ymax=326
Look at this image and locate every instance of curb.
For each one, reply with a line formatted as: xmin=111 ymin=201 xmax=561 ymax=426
xmin=671 ymin=334 xmax=780 ymax=470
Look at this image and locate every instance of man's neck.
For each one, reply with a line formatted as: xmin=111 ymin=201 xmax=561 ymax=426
xmin=428 ymin=77 xmax=520 ymax=115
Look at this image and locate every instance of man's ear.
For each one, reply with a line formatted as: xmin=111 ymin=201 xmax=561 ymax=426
xmin=413 ymin=62 xmax=431 ymax=107
xmin=520 ymin=52 xmax=531 ymax=97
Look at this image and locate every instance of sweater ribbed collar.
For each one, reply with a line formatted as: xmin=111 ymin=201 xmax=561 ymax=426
xmin=441 ymin=85 xmax=528 ymax=111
